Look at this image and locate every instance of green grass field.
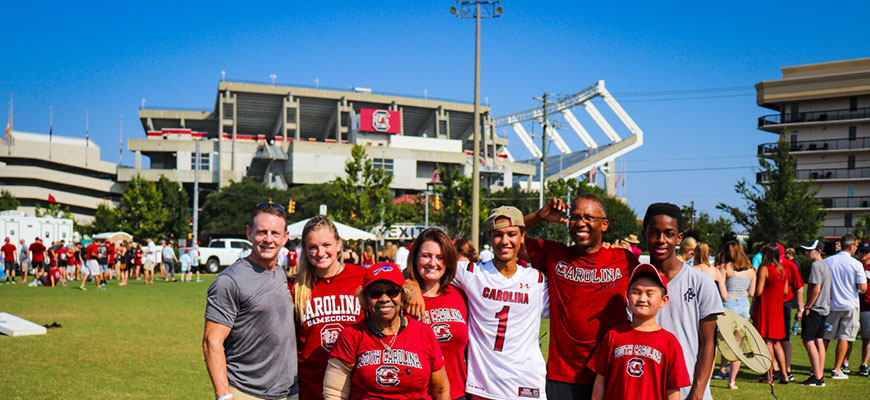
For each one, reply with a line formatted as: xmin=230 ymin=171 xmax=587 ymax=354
xmin=2 ymin=275 xmax=868 ymax=399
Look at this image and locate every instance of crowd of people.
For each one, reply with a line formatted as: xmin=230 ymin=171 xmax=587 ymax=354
xmin=0 ymin=236 xmax=204 ymax=289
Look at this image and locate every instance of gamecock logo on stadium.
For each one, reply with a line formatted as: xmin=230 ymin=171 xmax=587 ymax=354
xmin=432 ymin=323 xmax=453 ymax=342
xmin=376 ymin=365 xmax=401 ymax=386
xmin=372 ymin=110 xmax=391 ymax=132
xmin=320 ymin=323 xmax=343 ymax=352
xmin=626 ymin=357 xmax=644 ymax=377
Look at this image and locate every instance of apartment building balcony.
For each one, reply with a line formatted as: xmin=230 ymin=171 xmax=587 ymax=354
xmin=757 ymin=167 xmax=870 ymax=183
xmin=758 ymin=106 xmax=870 ymax=131
xmin=822 ymin=226 xmax=854 ymax=238
xmin=818 ymin=196 xmax=870 ymax=210
xmin=758 ymin=137 xmax=870 ymax=155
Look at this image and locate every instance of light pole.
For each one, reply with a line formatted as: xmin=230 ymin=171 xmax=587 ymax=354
xmin=450 ymin=0 xmax=502 ymax=250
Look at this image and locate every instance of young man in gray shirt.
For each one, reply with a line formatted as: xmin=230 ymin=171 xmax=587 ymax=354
xmin=798 ymin=239 xmax=830 ymax=386
xmin=643 ymin=203 xmax=723 ymax=400
xmin=203 ymin=201 xmax=298 ymax=400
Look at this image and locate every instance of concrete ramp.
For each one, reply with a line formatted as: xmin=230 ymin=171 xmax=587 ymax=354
xmin=0 ymin=313 xmax=48 ymax=336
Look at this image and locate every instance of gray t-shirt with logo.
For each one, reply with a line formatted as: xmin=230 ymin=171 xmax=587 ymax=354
xmin=656 ymin=263 xmax=724 ymax=400
xmin=807 ymin=259 xmax=832 ymax=316
xmin=205 ymin=257 xmax=298 ymax=399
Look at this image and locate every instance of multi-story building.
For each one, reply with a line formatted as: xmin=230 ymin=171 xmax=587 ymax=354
xmin=0 ymin=130 xmax=121 ymax=222
xmin=756 ymin=58 xmax=870 ymax=238
xmin=120 ymin=80 xmax=538 ymax=194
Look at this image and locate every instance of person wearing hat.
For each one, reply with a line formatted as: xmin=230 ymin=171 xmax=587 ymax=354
xmin=324 ymin=261 xmax=449 ymax=400
xmin=624 ymin=234 xmax=642 ymax=259
xmin=451 ymin=206 xmax=550 ymax=400
xmin=798 ymin=239 xmax=830 ymax=386
xmin=589 ymin=263 xmax=690 ymax=400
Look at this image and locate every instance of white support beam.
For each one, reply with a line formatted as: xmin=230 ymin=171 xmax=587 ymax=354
xmin=510 ymin=122 xmax=542 ymax=158
xmin=599 ymin=85 xmax=644 ymax=146
xmin=582 ymin=102 xmax=622 ymax=143
xmin=561 ymin=109 xmax=598 ymax=149
xmin=538 ymin=120 xmax=571 ymax=154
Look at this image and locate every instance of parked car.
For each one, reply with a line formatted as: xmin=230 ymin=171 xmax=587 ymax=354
xmin=192 ymin=238 xmax=253 ymax=273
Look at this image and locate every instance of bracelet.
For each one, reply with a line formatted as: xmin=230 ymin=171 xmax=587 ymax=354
xmin=217 ymin=394 xmax=234 ymax=400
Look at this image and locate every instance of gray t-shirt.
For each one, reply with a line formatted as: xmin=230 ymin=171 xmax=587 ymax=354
xmin=162 ymin=246 xmax=176 ymax=263
xmin=807 ymin=260 xmax=832 ymax=316
xmin=205 ymin=258 xmax=298 ymax=399
xmin=656 ymin=263 xmax=724 ymax=400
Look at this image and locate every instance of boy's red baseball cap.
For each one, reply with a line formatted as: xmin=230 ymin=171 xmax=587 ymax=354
xmin=628 ymin=263 xmax=668 ymax=295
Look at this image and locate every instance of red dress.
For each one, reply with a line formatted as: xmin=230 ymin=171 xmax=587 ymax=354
xmin=752 ymin=263 xmax=786 ymax=340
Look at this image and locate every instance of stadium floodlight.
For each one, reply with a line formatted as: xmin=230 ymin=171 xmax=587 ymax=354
xmin=270 ymin=74 xmax=277 ymax=85
xmin=450 ymin=0 xmax=502 ymax=250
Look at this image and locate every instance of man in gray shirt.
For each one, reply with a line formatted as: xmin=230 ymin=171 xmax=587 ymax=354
xmin=798 ymin=239 xmax=831 ymax=386
xmin=203 ymin=201 xmax=298 ymax=400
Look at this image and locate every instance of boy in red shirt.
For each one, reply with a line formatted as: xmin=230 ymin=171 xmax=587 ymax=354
xmin=589 ymin=264 xmax=690 ymax=400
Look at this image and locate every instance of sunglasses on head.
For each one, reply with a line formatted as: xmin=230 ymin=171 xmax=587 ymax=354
xmin=368 ymin=287 xmax=403 ymax=299
xmin=255 ymin=200 xmax=286 ymax=214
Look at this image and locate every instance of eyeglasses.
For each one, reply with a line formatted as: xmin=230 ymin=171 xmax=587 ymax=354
xmin=367 ymin=287 xmax=403 ymax=299
xmin=568 ymin=214 xmax=606 ymax=223
xmin=255 ymin=200 xmax=286 ymax=214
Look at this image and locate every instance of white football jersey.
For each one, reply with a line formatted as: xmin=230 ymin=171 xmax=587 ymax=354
xmin=453 ymin=260 xmax=549 ymax=400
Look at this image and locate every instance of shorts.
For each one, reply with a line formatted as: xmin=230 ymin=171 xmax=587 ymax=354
xmin=143 ymin=259 xmax=155 ymax=271
xmin=19 ymin=260 xmax=29 ymax=272
xmin=861 ymin=311 xmax=870 ymax=340
xmin=190 ymin=263 xmax=200 ymax=273
xmin=100 ymin=264 xmax=109 ymax=274
xmin=802 ymin=309 xmax=827 ymax=341
xmin=66 ymin=265 xmax=76 ymax=274
xmin=723 ymin=297 xmax=751 ymax=319
xmin=546 ymin=380 xmax=588 ymax=400
xmin=824 ymin=308 xmax=860 ymax=341
xmin=4 ymin=261 xmax=14 ymax=271
xmin=181 ymin=264 xmax=190 ymax=272
xmin=32 ymin=261 xmax=45 ymax=271
xmin=86 ymin=260 xmax=101 ymax=276
xmin=782 ymin=302 xmax=793 ymax=339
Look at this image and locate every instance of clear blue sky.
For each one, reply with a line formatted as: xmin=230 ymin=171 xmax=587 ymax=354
xmin=3 ymin=1 xmax=869 ymax=226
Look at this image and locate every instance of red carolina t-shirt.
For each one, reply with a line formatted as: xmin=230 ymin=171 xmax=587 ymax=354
xmin=1 ymin=243 xmax=16 ymax=261
xmin=588 ymin=324 xmax=691 ymax=400
xmin=29 ymin=242 xmax=47 ymax=263
xmin=330 ymin=318 xmax=445 ymax=400
xmin=293 ymin=264 xmax=366 ymax=400
xmin=782 ymin=259 xmax=804 ymax=302
xmin=423 ymin=285 xmax=469 ymax=400
xmin=525 ymin=239 xmax=638 ymax=384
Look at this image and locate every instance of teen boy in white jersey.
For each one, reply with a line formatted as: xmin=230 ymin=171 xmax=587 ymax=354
xmin=452 ymin=206 xmax=550 ymax=400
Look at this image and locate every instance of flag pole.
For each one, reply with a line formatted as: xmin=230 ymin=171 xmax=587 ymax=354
xmin=119 ymin=114 xmax=123 ymax=165
xmin=85 ymin=111 xmax=89 ymax=168
xmin=6 ymin=93 xmax=12 ymax=156
xmin=49 ymin=106 xmax=53 ymax=160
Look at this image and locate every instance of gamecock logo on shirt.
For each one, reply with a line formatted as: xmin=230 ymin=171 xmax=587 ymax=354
xmin=376 ymin=365 xmax=401 ymax=386
xmin=372 ymin=110 xmax=391 ymax=132
xmin=320 ymin=323 xmax=343 ymax=352
xmin=627 ymin=357 xmax=644 ymax=377
xmin=432 ymin=323 xmax=453 ymax=342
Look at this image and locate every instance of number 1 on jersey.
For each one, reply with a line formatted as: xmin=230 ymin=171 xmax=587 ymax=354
xmin=494 ymin=305 xmax=509 ymax=351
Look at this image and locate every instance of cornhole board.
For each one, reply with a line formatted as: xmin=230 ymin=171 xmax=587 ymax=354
xmin=0 ymin=312 xmax=47 ymax=336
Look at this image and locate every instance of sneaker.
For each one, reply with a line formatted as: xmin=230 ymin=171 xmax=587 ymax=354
xmin=97 ymin=286 xmax=106 ymax=290
xmin=712 ymin=372 xmax=728 ymax=380
xmin=832 ymin=369 xmax=849 ymax=379
xmin=79 ymin=286 xmax=87 ymax=291
xmin=787 ymin=373 xmax=795 ymax=381
xmin=842 ymin=362 xmax=850 ymax=373
xmin=10 ymin=280 xmax=16 ymax=284
xmin=859 ymin=364 xmax=869 ymax=376
xmin=28 ymin=280 xmax=38 ymax=287
xmin=801 ymin=376 xmax=825 ymax=387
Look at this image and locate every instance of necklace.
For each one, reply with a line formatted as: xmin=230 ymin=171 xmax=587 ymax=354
xmin=378 ymin=333 xmax=398 ymax=351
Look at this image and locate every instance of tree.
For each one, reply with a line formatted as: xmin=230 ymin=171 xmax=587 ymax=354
xmin=387 ymin=198 xmax=425 ymax=225
xmin=717 ymin=140 xmax=824 ymax=247
xmin=332 ymin=145 xmax=393 ymax=230
xmin=80 ymin=203 xmax=120 ymax=237
xmin=680 ymin=205 xmax=734 ymax=254
xmin=200 ymin=178 xmax=284 ymax=238
xmin=116 ymin=175 xmax=168 ymax=241
xmin=156 ymin=176 xmax=191 ymax=241
xmin=0 ymin=189 xmax=19 ymax=211
xmin=853 ymin=214 xmax=870 ymax=240
xmin=433 ymin=165 xmax=488 ymax=239
xmin=35 ymin=202 xmax=74 ymax=220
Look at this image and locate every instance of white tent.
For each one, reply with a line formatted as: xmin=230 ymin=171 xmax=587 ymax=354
xmin=93 ymin=231 xmax=133 ymax=243
xmin=286 ymin=218 xmax=378 ymax=241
